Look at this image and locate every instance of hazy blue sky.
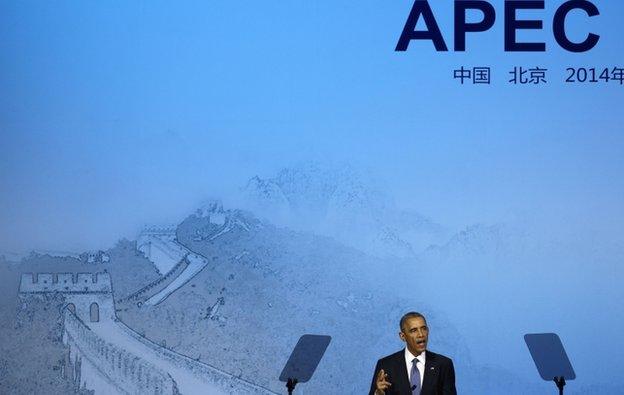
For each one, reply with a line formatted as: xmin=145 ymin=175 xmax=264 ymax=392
xmin=1 ymin=1 xmax=623 ymax=252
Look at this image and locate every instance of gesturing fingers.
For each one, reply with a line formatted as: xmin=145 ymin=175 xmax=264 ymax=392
xmin=376 ymin=369 xmax=392 ymax=391
xmin=376 ymin=369 xmax=385 ymax=382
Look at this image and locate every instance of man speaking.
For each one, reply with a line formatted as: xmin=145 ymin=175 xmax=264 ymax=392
xmin=370 ymin=312 xmax=457 ymax=395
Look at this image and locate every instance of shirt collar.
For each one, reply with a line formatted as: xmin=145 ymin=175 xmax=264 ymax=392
xmin=404 ymin=347 xmax=426 ymax=366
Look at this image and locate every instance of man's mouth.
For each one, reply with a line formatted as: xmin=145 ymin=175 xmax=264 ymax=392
xmin=416 ymin=340 xmax=426 ymax=346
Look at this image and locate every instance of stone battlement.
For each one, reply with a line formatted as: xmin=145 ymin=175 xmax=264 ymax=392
xmin=139 ymin=225 xmax=177 ymax=237
xmin=19 ymin=272 xmax=112 ymax=294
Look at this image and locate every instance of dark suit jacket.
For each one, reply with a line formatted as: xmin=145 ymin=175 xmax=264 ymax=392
xmin=369 ymin=350 xmax=456 ymax=395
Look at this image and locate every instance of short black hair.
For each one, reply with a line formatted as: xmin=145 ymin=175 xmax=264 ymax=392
xmin=399 ymin=311 xmax=426 ymax=331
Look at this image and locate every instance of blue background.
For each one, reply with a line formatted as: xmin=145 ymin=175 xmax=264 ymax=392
xmin=1 ymin=1 xmax=623 ymax=393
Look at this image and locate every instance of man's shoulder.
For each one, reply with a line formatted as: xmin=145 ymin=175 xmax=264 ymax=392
xmin=426 ymin=350 xmax=454 ymax=366
xmin=377 ymin=350 xmax=404 ymax=364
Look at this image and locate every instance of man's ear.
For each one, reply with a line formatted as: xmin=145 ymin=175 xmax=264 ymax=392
xmin=399 ymin=331 xmax=406 ymax=342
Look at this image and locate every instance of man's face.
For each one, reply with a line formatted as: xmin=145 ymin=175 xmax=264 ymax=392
xmin=399 ymin=316 xmax=429 ymax=355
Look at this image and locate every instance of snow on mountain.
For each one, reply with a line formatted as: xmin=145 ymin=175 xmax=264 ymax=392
xmin=241 ymin=162 xmax=448 ymax=258
xmin=420 ymin=223 xmax=528 ymax=260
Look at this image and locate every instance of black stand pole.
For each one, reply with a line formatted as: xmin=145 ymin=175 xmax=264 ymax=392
xmin=554 ymin=376 xmax=565 ymax=395
xmin=286 ymin=378 xmax=298 ymax=395
xmin=280 ymin=335 xmax=331 ymax=394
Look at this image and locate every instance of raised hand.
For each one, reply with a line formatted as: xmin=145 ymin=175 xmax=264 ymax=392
xmin=375 ymin=369 xmax=392 ymax=394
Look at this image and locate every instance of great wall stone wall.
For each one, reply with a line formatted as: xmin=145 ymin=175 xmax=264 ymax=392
xmin=20 ymin=272 xmax=112 ymax=294
xmin=134 ymin=225 xmax=210 ymax=306
xmin=18 ymin=271 xmax=280 ymax=395
xmin=64 ymin=309 xmax=178 ymax=395
xmin=116 ymin=320 xmax=279 ymax=394
xmin=20 ymin=272 xmax=116 ymax=322
xmin=119 ymin=258 xmax=190 ymax=306
xmin=144 ymin=251 xmax=209 ymax=306
xmin=137 ymin=226 xmax=186 ymax=275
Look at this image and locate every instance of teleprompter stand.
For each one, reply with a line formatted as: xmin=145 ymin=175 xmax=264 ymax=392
xmin=524 ymin=333 xmax=576 ymax=395
xmin=279 ymin=335 xmax=331 ymax=394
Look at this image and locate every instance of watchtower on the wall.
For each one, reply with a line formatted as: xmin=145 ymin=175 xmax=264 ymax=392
xmin=19 ymin=272 xmax=116 ymax=324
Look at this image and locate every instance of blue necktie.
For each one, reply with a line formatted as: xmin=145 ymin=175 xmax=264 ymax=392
xmin=410 ymin=357 xmax=421 ymax=394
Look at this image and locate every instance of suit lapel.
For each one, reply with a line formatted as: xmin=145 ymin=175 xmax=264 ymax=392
xmin=393 ymin=351 xmax=411 ymax=394
xmin=421 ymin=351 xmax=437 ymax=393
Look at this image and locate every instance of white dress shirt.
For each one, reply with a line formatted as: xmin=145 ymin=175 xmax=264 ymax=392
xmin=404 ymin=348 xmax=426 ymax=386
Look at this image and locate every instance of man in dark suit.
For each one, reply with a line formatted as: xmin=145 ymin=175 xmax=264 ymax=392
xmin=370 ymin=312 xmax=456 ymax=395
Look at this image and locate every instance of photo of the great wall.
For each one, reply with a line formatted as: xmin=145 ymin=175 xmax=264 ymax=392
xmin=6 ymin=224 xmax=281 ymax=394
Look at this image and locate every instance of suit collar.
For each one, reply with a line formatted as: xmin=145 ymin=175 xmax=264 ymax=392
xmin=422 ymin=351 xmax=439 ymax=392
xmin=389 ymin=350 xmax=411 ymax=393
